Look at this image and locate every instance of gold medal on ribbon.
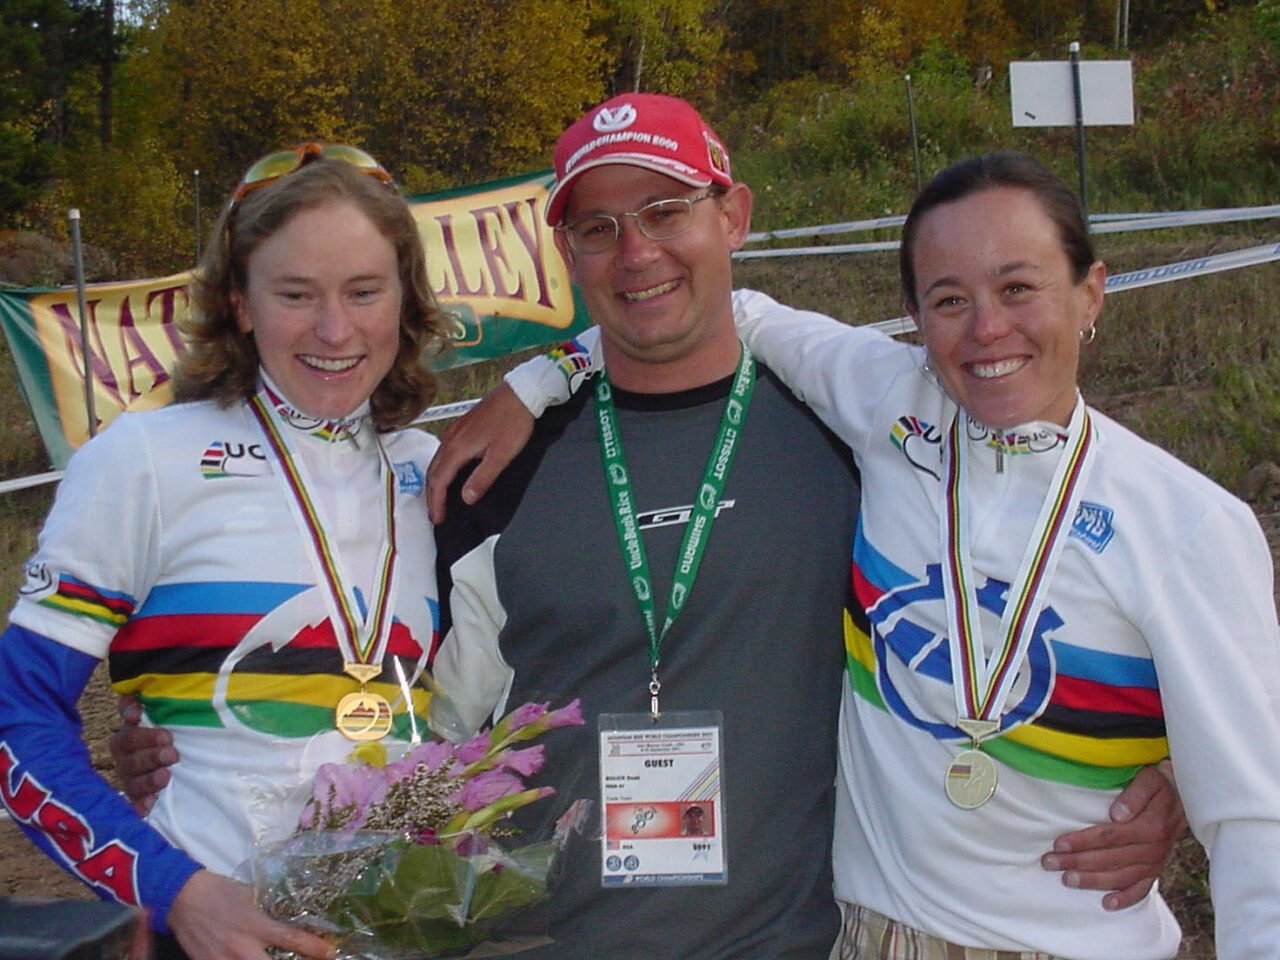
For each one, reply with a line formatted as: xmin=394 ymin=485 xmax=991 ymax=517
xmin=335 ymin=690 xmax=394 ymax=741
xmin=344 ymin=662 xmax=382 ymax=685
xmin=939 ymin=407 xmax=1096 ymax=811
xmin=944 ymin=748 xmax=998 ymax=810
xmin=336 ymin=662 xmax=392 ymax=741
xmin=250 ymin=391 xmax=403 ymax=745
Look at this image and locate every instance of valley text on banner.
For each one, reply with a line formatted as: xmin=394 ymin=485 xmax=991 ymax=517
xmin=0 ymin=170 xmax=587 ymax=469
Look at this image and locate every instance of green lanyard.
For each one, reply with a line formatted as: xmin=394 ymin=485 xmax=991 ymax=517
xmin=593 ymin=345 xmax=756 ymax=719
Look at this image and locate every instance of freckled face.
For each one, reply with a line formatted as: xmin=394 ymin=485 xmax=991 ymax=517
xmin=908 ymin=186 xmax=1105 ymax=430
xmin=234 ymin=200 xmax=402 ymax=419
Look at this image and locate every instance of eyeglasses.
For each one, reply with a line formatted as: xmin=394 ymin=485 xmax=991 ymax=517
xmin=230 ymin=143 xmax=394 ymax=207
xmin=558 ymin=191 xmax=717 ymax=254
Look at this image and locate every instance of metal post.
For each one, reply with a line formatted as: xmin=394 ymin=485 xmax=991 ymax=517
xmin=194 ymin=169 xmax=202 ymax=263
xmin=68 ymin=209 xmax=98 ymax=438
xmin=1122 ymin=0 xmax=1131 ymax=49
xmin=1068 ymin=42 xmax=1089 ymax=220
xmin=904 ymin=74 xmax=922 ymax=192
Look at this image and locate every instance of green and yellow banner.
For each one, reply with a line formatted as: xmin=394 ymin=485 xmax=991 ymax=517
xmin=0 ymin=170 xmax=587 ymax=469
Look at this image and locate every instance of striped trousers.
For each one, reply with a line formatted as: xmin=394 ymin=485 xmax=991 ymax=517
xmin=836 ymin=903 xmax=1064 ymax=960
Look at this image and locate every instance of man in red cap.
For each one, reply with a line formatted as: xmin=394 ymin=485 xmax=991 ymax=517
xmin=540 ymin=92 xmax=745 ymax=396
xmin=430 ymin=92 xmax=861 ymax=958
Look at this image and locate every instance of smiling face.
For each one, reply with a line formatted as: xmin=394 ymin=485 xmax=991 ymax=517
xmin=234 ymin=199 xmax=402 ymax=420
xmin=908 ymin=186 xmax=1105 ymax=430
xmin=557 ymin=164 xmax=752 ymax=392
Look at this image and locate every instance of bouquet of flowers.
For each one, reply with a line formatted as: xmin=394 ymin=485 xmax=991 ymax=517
xmin=253 ymin=699 xmax=584 ymax=959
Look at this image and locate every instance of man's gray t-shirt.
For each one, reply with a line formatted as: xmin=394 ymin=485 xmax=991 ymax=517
xmin=435 ymin=366 xmax=859 ymax=959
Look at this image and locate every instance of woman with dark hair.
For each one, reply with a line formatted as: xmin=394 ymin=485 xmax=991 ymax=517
xmin=483 ymin=150 xmax=1280 ymax=958
xmin=728 ymin=151 xmax=1280 ymax=959
xmin=0 ymin=144 xmax=450 ymax=960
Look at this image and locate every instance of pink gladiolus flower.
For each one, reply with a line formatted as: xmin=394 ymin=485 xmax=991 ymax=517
xmin=498 ymin=745 xmax=545 ymax=777
xmin=505 ymin=701 xmax=549 ymax=732
xmin=303 ymin=761 xmax=390 ymax=829
xmin=455 ymin=733 xmax=492 ymax=764
xmin=459 ymin=770 xmax=524 ymax=811
xmin=407 ymin=739 xmax=456 ymax=771
xmin=542 ymin=698 xmax=583 ymax=730
xmin=504 ymin=698 xmax=585 ymax=739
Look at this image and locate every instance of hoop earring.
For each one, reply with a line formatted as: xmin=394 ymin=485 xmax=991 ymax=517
xmin=1080 ymin=326 xmax=1097 ymax=345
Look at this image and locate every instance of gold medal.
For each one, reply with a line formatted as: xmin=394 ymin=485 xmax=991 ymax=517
xmin=944 ymin=748 xmax=997 ymax=809
xmin=335 ymin=690 xmax=394 ymax=741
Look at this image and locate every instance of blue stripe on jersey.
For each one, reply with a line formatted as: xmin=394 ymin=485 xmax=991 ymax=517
xmin=1050 ymin=641 xmax=1160 ymax=689
xmin=132 ymin=581 xmax=310 ymax=618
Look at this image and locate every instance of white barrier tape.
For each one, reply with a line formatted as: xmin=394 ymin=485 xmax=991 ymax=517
xmin=1090 ymin=211 xmax=1174 ymax=221
xmin=743 ymin=203 xmax=1280 ymax=244
xmin=2 ymin=242 xmax=1275 ymax=493
xmin=1106 ymin=242 xmax=1280 ymax=292
xmin=0 ymin=469 xmax=66 ymax=496
xmin=834 ymin=242 xmax=1280 ymax=338
xmin=736 ymin=205 xmax=1280 ymax=259
xmin=868 ymin=315 xmax=918 ymax=336
xmin=734 ymin=240 xmax=901 ymax=260
xmin=747 ymin=214 xmax=906 ymax=243
xmin=1094 ymin=205 xmax=1280 ymax=234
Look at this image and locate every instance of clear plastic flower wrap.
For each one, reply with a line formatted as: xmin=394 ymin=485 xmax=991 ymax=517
xmin=252 ymin=699 xmax=584 ymax=959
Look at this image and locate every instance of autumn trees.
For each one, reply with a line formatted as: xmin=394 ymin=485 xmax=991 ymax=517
xmin=0 ymin=0 xmax=1247 ymax=275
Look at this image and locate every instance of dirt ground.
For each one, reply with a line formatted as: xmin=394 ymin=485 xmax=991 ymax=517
xmin=2 ymin=483 xmax=1278 ymax=959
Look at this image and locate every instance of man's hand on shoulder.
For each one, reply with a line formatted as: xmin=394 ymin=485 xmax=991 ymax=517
xmin=109 ymin=694 xmax=178 ymax=816
xmin=1042 ymin=762 xmax=1187 ymax=910
xmin=426 ymin=382 xmax=534 ymax=523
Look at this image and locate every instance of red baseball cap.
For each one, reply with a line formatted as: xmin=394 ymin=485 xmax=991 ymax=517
xmin=545 ymin=93 xmax=733 ymax=226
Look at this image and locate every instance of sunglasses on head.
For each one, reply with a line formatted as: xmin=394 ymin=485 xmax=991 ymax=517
xmin=229 ymin=143 xmax=395 ymax=207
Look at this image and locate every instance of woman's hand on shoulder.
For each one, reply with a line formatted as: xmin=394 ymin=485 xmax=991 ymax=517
xmin=169 ymin=870 xmax=335 ymax=960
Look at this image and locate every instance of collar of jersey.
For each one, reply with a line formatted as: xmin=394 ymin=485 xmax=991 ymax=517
xmin=970 ymin=419 xmax=1067 ymax=456
xmin=255 ymin=369 xmax=370 ymax=445
xmin=964 ymin=394 xmax=1083 ymax=458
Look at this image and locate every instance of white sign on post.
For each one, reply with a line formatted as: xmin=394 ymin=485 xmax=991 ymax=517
xmin=1010 ymin=60 xmax=1135 ymax=127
